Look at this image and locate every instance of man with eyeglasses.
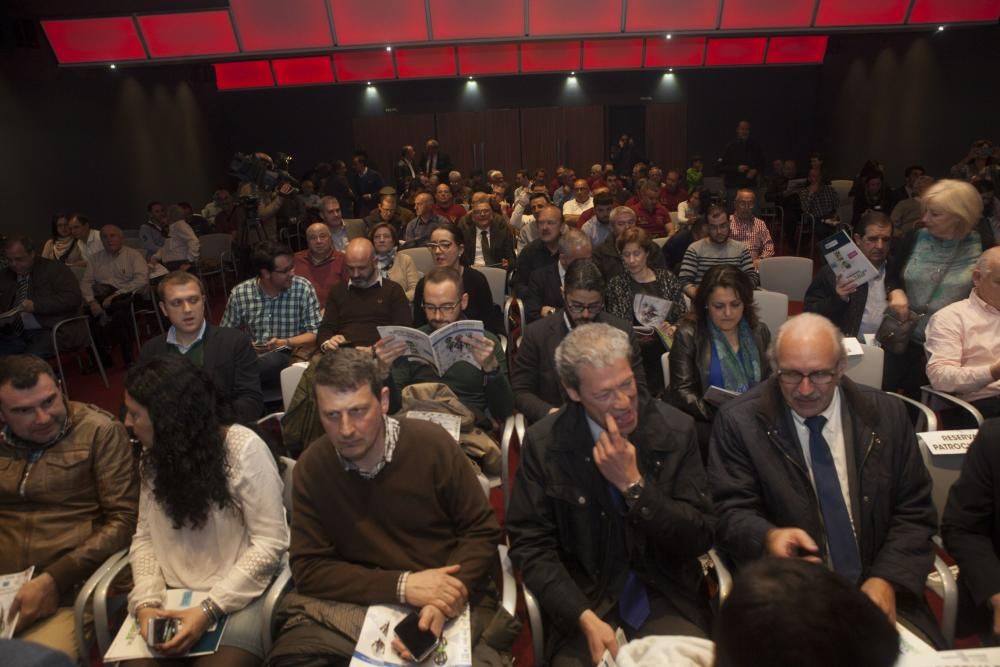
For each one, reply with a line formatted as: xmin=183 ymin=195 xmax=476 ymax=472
xmin=364 ymin=193 xmax=411 ymax=238
xmin=375 ymin=267 xmax=511 ymax=428
xmin=462 ymin=199 xmax=516 ymax=270
xmin=508 ymin=322 xmax=712 ymax=666
xmin=222 ymin=241 xmax=320 ymax=403
xmin=513 ymin=259 xmax=645 ymax=424
xmin=510 ymin=186 xmax=551 ymax=253
xmin=562 ymin=179 xmax=594 ymax=227
xmin=522 ymin=228 xmax=591 ymax=323
xmin=728 ymin=189 xmax=775 ymax=269
xmin=708 ymin=313 xmax=942 ymax=646
xmin=513 ymin=204 xmax=564 ymax=294
xmin=139 ymin=271 xmax=263 ymax=423
xmin=679 ymin=205 xmax=757 ymax=299
xmin=594 ymin=206 xmax=668 ymax=281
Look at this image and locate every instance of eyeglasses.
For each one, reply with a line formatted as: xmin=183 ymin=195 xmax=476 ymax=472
xmin=271 ymin=264 xmax=294 ymax=275
xmin=423 ymin=302 xmax=460 ymax=314
xmin=565 ymin=300 xmax=604 ymax=315
xmin=776 ymin=369 xmax=839 ymax=386
xmin=427 ymin=241 xmax=455 ymax=251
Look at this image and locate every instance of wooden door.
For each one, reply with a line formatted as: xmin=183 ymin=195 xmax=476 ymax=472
xmin=352 ymin=113 xmax=435 ymax=182
xmin=644 ymin=103 xmax=688 ymax=173
xmin=561 ymin=105 xmax=604 ymax=178
xmin=520 ymin=107 xmax=564 ymax=178
xmin=435 ymin=111 xmax=481 ymax=178
xmin=479 ymin=109 xmax=521 ymax=180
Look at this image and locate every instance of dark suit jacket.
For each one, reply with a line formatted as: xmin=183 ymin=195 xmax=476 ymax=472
xmin=462 ymin=223 xmax=516 ymax=271
xmin=0 ymin=257 xmax=82 ymax=330
xmin=511 ymin=310 xmax=646 ymax=423
xmin=522 ymin=263 xmax=563 ymax=323
xmin=394 ymin=158 xmax=416 ymax=193
xmin=418 ymin=151 xmax=452 ymax=176
xmin=803 ymin=260 xmax=901 ymax=337
xmin=139 ymin=324 xmax=264 ymax=424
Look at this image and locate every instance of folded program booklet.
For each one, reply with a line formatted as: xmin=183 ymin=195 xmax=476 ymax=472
xmin=820 ymin=230 xmax=879 ymax=288
xmin=378 ymin=320 xmax=485 ymax=375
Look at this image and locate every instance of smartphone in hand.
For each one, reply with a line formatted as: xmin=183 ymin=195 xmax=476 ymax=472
xmin=147 ymin=617 xmax=179 ymax=647
xmin=394 ymin=612 xmax=439 ymax=662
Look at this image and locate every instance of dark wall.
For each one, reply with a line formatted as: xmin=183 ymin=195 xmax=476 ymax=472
xmin=0 ymin=52 xmax=226 ymax=242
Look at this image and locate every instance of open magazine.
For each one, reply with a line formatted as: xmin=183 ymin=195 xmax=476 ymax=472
xmin=820 ymin=230 xmax=879 ymax=288
xmin=0 ymin=566 xmax=34 ymax=639
xmin=632 ymin=294 xmax=673 ymax=334
xmin=104 ymin=589 xmax=228 ymax=662
xmin=378 ymin=320 xmax=484 ymax=375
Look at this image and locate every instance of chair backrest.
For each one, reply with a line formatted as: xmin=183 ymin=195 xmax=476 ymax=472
xmin=754 ymin=290 xmax=789 ymax=338
xmin=844 ymin=343 xmax=884 ymax=388
xmin=669 ymin=211 xmax=680 ymax=226
xmin=653 ymin=236 xmax=668 ymax=248
xmin=280 ymin=361 xmax=308 ymax=412
xmin=758 ymin=256 xmax=814 ymax=302
xmin=915 ymin=438 xmax=965 ymax=523
xmin=344 ymin=218 xmax=366 ymax=240
xmin=199 ymin=233 xmax=233 ymax=262
xmin=279 ymin=456 xmax=296 ymax=514
xmin=399 ymin=247 xmax=435 ymax=277
xmin=123 ymin=237 xmax=143 ymax=251
xmin=478 ymin=266 xmax=508 ymax=309
xmin=661 ymin=352 xmax=670 ymax=389
xmin=830 ymin=179 xmax=853 ymax=202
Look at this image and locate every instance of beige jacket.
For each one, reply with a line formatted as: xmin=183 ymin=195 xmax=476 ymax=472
xmin=0 ymin=402 xmax=138 ymax=601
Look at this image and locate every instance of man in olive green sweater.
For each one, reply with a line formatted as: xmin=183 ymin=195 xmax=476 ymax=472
xmin=267 ymin=348 xmax=505 ymax=666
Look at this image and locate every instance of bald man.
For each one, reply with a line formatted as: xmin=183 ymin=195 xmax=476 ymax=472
xmin=708 ymin=313 xmax=942 ymax=646
xmin=925 ymin=246 xmax=1000 ymax=424
xmin=317 ymin=237 xmax=412 ymax=352
xmin=293 ymin=222 xmax=349 ymax=305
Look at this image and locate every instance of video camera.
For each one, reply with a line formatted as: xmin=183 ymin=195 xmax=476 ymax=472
xmin=228 ymin=151 xmax=301 ymax=195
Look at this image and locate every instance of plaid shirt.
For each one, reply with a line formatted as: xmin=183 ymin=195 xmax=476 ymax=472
xmin=221 ymin=275 xmax=320 ymax=343
xmin=728 ymin=215 xmax=775 ymax=259
xmin=798 ymin=185 xmax=840 ymax=219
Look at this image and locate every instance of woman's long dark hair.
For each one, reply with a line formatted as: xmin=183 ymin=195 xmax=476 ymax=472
xmin=690 ymin=264 xmax=759 ymax=329
xmin=125 ymin=356 xmax=234 ymax=530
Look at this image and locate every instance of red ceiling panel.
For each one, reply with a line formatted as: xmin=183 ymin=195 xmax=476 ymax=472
xmin=529 ymin=0 xmax=622 ymax=36
xmin=328 ymin=0 xmax=428 ymax=46
xmin=582 ymin=39 xmax=643 ymax=70
xmin=705 ymin=37 xmax=767 ymax=66
xmin=457 ymin=44 xmax=519 ymax=76
xmin=41 ymin=17 xmax=147 ymax=64
xmin=214 ymin=60 xmax=274 ymax=90
xmin=396 ymin=46 xmax=457 ymax=78
xmin=815 ymin=0 xmax=909 ymax=26
xmin=429 ymin=0 xmax=524 ymax=40
xmin=272 ymin=56 xmax=335 ymax=85
xmin=643 ymin=36 xmax=706 ymax=67
xmin=766 ymin=36 xmax=828 ymax=64
xmin=520 ymin=40 xmax=581 ymax=73
xmin=137 ymin=11 xmax=238 ymax=59
xmin=333 ymin=49 xmax=396 ymax=81
xmin=230 ymin=0 xmax=333 ymax=52
xmin=908 ymin=0 xmax=1000 ymax=23
xmin=721 ymin=0 xmax=817 ymax=29
xmin=625 ymin=0 xmax=719 ymax=31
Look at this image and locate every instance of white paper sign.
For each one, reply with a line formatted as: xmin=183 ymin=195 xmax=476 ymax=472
xmin=918 ymin=430 xmax=978 ymax=456
xmin=843 ymin=337 xmax=865 ymax=357
xmin=896 ymin=647 xmax=1000 ymax=667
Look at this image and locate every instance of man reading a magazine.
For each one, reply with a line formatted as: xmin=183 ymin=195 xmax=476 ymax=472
xmin=0 ymin=355 xmax=138 ymax=661
xmin=374 ymin=267 xmax=512 ymax=428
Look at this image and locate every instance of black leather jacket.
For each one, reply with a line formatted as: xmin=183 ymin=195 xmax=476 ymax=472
xmin=665 ymin=318 xmax=771 ymax=423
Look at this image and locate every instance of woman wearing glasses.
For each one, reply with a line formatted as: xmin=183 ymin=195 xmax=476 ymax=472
xmin=666 ymin=265 xmax=771 ymax=455
xmin=606 ymin=227 xmax=687 ymax=395
xmin=410 ymin=222 xmax=504 ymax=335
xmin=888 ymin=179 xmax=983 ymax=397
xmin=122 ymin=356 xmax=288 ymax=666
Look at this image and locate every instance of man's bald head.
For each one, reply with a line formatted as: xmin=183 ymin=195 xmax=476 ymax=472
xmin=100 ymin=224 xmax=123 ymax=253
xmin=973 ymin=246 xmax=1000 ymax=310
xmin=345 ymin=238 xmax=376 ymax=284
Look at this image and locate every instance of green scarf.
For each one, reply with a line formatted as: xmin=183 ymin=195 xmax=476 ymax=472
xmin=709 ymin=319 xmax=761 ymax=393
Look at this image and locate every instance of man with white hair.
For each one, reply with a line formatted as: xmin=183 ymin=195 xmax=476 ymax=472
xmin=925 ymin=245 xmax=1000 ymax=422
xmin=508 ymin=322 xmax=713 ymax=666
xmin=708 ymin=312 xmax=942 ymax=645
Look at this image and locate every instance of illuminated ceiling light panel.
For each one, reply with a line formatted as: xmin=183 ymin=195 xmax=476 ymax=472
xmin=230 ymin=0 xmax=333 ymax=52
xmin=136 ymin=11 xmax=239 ymax=59
xmin=272 ymin=56 xmax=335 ymax=85
xmin=41 ymin=17 xmax=147 ymax=64
xmin=328 ymin=0 xmax=428 ymax=46
xmin=214 ymin=60 xmax=274 ymax=90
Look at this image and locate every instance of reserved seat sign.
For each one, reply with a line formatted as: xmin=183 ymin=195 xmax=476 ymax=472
xmin=917 ymin=430 xmax=979 ymax=456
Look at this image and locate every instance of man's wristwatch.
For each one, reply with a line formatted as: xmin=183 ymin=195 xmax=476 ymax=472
xmin=624 ymin=477 xmax=645 ymax=504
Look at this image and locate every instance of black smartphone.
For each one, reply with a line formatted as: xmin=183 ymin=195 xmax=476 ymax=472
xmin=394 ymin=612 xmax=439 ymax=662
xmin=147 ymin=617 xmax=178 ymax=647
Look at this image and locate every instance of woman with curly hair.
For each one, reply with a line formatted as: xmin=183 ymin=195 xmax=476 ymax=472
xmin=122 ymin=356 xmax=289 ymax=666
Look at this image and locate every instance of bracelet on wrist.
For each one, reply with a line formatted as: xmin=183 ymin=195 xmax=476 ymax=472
xmin=200 ymin=598 xmax=222 ymax=624
xmin=135 ymin=600 xmax=162 ymax=615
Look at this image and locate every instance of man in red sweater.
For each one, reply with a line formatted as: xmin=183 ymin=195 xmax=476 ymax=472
xmin=267 ymin=348 xmax=512 ymax=665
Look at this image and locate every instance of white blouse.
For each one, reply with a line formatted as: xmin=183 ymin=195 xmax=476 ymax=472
xmin=128 ymin=424 xmax=290 ymax=614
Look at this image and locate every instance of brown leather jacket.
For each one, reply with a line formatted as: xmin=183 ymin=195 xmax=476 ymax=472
xmin=0 ymin=402 xmax=138 ymax=602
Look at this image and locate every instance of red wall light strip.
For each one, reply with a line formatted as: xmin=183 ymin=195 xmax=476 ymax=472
xmin=705 ymin=37 xmax=768 ymax=66
xmin=766 ymin=36 xmax=829 ymax=64
xmin=582 ymin=38 xmax=643 ymax=71
xmin=333 ymin=49 xmax=396 ymax=82
xmin=272 ymin=56 xmax=336 ymax=86
xmin=396 ymin=46 xmax=458 ymax=78
xmin=41 ymin=17 xmax=147 ymax=64
xmin=908 ymin=0 xmax=1000 ymax=23
xmin=214 ymin=60 xmax=274 ymax=90
xmin=457 ymin=44 xmax=520 ymax=76
xmin=814 ymin=0 xmax=910 ymax=26
xmin=520 ymin=40 xmax=582 ymax=73
xmin=643 ymin=36 xmax=706 ymax=67
xmin=230 ymin=0 xmax=334 ymax=52
xmin=136 ymin=11 xmax=239 ymax=59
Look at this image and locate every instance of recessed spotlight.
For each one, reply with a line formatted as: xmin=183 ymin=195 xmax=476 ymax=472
xmin=668 ymin=68 xmax=674 ymax=72
xmin=367 ymin=81 xmax=372 ymax=86
xmin=570 ymin=71 xmax=576 ymax=76
xmin=109 ymin=63 xmax=116 ymax=69
xmin=937 ymin=25 xmax=945 ymax=32
xmin=468 ymin=76 xmax=474 ymax=80
xmin=386 ymin=46 xmax=392 ymax=51
xmin=666 ymin=33 xmax=673 ymax=40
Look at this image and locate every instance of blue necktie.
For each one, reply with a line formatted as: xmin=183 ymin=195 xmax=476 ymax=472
xmin=804 ymin=415 xmax=863 ymax=584
xmin=606 ymin=482 xmax=650 ymax=630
